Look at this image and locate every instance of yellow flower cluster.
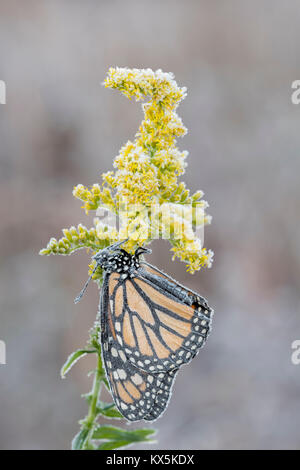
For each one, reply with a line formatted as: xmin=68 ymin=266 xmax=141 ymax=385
xmin=41 ymin=67 xmax=213 ymax=273
xmin=72 ymin=184 xmax=115 ymax=214
xmin=40 ymin=221 xmax=118 ymax=254
xmin=104 ymin=67 xmax=186 ymax=108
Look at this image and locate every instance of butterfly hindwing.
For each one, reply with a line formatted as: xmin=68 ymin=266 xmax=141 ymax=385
xmin=143 ymin=368 xmax=178 ymax=421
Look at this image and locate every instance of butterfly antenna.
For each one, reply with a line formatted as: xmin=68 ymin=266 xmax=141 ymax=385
xmin=109 ymin=237 xmax=129 ymax=251
xmin=74 ymin=263 xmax=99 ymax=304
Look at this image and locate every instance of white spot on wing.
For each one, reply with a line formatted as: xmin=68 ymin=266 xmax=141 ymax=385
xmin=132 ymin=373 xmax=143 ymax=385
xmin=117 ymin=369 xmax=127 ymax=380
xmin=119 ymin=350 xmax=126 ymax=362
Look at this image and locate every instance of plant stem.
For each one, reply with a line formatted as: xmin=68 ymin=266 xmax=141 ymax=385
xmin=82 ymin=352 xmax=104 ymax=449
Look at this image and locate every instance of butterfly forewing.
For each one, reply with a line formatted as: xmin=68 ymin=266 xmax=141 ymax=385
xmin=100 ymin=274 xmax=178 ymax=421
xmin=99 ymin=253 xmax=213 ymax=422
xmin=107 ymin=270 xmax=212 ymax=374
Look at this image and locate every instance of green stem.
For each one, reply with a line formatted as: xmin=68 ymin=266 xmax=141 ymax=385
xmin=82 ymin=352 xmax=104 ymax=449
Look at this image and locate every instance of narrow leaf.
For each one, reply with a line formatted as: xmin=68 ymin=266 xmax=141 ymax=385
xmin=92 ymin=425 xmax=156 ymax=442
xmin=60 ymin=349 xmax=96 ymax=379
xmin=96 ymin=404 xmax=123 ymax=419
xmin=71 ymin=428 xmax=89 ymax=450
xmin=102 ymin=377 xmax=110 ymax=391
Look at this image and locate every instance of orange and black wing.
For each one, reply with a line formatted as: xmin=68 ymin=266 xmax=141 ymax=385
xmin=106 ymin=268 xmax=212 ymax=374
xmin=100 ymin=267 xmax=213 ymax=421
xmin=100 ymin=272 xmax=178 ymax=421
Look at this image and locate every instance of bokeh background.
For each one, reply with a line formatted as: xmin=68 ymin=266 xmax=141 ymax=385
xmin=0 ymin=0 xmax=300 ymax=450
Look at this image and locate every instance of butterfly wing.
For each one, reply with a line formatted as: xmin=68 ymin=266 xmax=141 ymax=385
xmin=100 ymin=272 xmax=178 ymax=422
xmin=100 ymin=264 xmax=213 ymax=421
xmin=141 ymin=261 xmax=211 ymax=312
xmin=105 ymin=267 xmax=212 ymax=374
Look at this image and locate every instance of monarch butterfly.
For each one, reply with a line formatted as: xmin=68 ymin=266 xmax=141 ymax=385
xmin=75 ymin=239 xmax=213 ymax=422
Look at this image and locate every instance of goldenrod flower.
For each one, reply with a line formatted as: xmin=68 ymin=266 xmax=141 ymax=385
xmin=41 ymin=67 xmax=213 ymax=274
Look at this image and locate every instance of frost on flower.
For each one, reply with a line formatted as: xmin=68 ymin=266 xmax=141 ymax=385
xmin=40 ymin=67 xmax=213 ymax=274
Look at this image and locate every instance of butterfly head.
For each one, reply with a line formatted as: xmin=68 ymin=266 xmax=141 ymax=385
xmin=92 ymin=239 xmax=128 ymax=273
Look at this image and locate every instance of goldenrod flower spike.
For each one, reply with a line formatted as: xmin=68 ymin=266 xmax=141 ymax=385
xmin=41 ymin=67 xmax=213 ymax=274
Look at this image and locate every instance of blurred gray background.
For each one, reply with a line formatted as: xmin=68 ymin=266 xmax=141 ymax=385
xmin=0 ymin=0 xmax=300 ymax=450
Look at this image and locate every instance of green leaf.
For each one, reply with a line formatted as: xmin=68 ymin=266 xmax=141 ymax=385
xmin=102 ymin=376 xmax=110 ymax=391
xmin=60 ymin=349 xmax=97 ymax=379
xmin=99 ymin=408 xmax=124 ymax=419
xmin=96 ymin=402 xmax=123 ymax=419
xmin=71 ymin=428 xmax=89 ymax=450
xmin=92 ymin=425 xmax=156 ymax=443
xmin=97 ymin=440 xmax=134 ymax=450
